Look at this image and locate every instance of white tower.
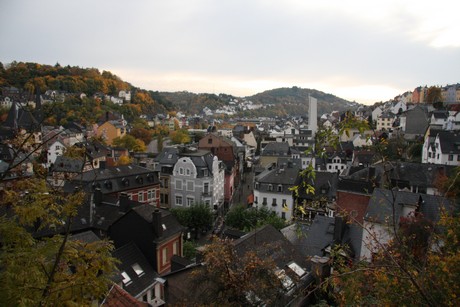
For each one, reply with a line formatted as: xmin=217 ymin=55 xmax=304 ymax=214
xmin=308 ymin=95 xmax=318 ymax=136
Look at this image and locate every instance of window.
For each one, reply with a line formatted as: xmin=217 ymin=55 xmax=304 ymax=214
xmin=162 ymin=247 xmax=168 ymax=266
xmin=148 ymin=190 xmax=153 ymax=200
xmin=160 ymin=193 xmax=164 ymax=204
xmin=187 ymin=197 xmax=194 ymax=207
xmin=138 ymin=191 xmax=144 ymax=202
xmin=121 ymin=271 xmax=132 ymax=286
xmin=164 ymin=179 xmax=169 ymax=188
xmin=204 ymin=182 xmax=209 ymax=194
xmin=176 ymin=196 xmax=183 ymax=206
xmin=179 ymin=168 xmax=184 ymax=175
xmin=457 ymin=155 xmax=460 ymax=161
xmin=132 ymin=263 xmax=145 ymax=277
xmin=208 ymin=138 xmax=212 ymax=144
xmin=203 ymin=169 xmax=209 ymax=176
xmin=272 ymin=198 xmax=277 ymax=206
xmin=173 ymin=241 xmax=178 ymax=255
xmin=186 ymin=168 xmax=191 ymax=175
xmin=268 ymin=184 xmax=273 ymax=191
xmin=277 ymin=185 xmax=283 ymax=192
xmin=262 ymin=197 xmax=267 ymax=205
xmin=187 ymin=181 xmax=194 ymax=191
xmin=255 ymin=196 xmax=258 ymax=204
xmin=176 ymin=180 xmax=183 ymax=190
xmin=449 ymin=154 xmax=453 ymax=161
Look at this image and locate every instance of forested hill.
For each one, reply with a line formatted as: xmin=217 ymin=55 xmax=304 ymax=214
xmin=247 ymin=86 xmax=359 ymax=116
xmin=0 ymin=62 xmax=360 ymax=120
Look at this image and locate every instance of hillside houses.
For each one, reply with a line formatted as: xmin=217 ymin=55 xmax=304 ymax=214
xmin=1 ymin=80 xmax=460 ymax=306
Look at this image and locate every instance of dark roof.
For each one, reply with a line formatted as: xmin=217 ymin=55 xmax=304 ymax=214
xmin=262 ymin=142 xmax=291 ymax=156
xmin=63 ymin=164 xmax=159 ymax=194
xmin=437 ymin=130 xmax=460 ymax=154
xmin=233 ymin=224 xmax=308 ymax=270
xmin=255 ymin=163 xmax=300 ymax=191
xmin=51 ymin=156 xmax=84 ymax=173
xmin=282 ymin=217 xmax=364 ymax=261
xmin=404 ymin=106 xmax=429 ymax=135
xmin=112 ymin=242 xmax=160 ymax=298
xmin=365 ymin=188 xmax=454 ymax=224
xmin=4 ymin=101 xmax=40 ymax=132
xmin=132 ymin=207 xmax=184 ymax=241
xmin=296 ymin=171 xmax=338 ymax=201
xmin=69 ymin=230 xmax=101 ymax=243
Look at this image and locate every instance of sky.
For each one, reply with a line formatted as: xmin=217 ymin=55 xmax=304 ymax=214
xmin=1 ymin=0 xmax=459 ymax=105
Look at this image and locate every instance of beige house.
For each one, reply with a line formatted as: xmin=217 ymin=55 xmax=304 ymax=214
xmin=97 ymin=120 xmax=127 ymax=145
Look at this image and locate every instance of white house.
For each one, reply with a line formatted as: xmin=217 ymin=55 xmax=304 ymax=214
xmin=47 ymin=139 xmax=67 ymax=167
xmin=253 ymin=161 xmax=300 ymax=221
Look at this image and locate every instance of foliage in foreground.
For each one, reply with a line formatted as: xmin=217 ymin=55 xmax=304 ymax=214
xmin=0 ymin=178 xmax=118 ymax=306
xmin=329 ymin=212 xmax=460 ymax=306
xmin=188 ymin=237 xmax=281 ymax=306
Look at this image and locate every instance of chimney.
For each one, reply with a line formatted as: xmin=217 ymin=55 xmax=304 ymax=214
xmin=93 ymin=188 xmax=102 ymax=206
xmin=152 ymin=209 xmax=163 ymax=237
xmin=333 ymin=216 xmax=345 ymax=244
xmin=119 ymin=192 xmax=130 ymax=213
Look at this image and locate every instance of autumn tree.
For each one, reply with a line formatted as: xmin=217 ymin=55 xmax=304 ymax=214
xmin=0 ymin=178 xmax=118 ymax=306
xmin=170 ymin=128 xmax=191 ymax=144
xmin=112 ymin=134 xmax=146 ymax=152
xmin=189 ymin=237 xmax=281 ymax=305
xmin=129 ymin=127 xmax=153 ymax=145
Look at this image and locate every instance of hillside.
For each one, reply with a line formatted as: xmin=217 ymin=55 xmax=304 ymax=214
xmin=247 ymin=86 xmax=360 ymax=116
xmin=156 ymin=87 xmax=360 ymax=117
xmin=0 ymin=62 xmax=360 ymax=120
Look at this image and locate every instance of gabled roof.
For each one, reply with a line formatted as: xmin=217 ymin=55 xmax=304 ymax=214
xmin=112 ymin=242 xmax=160 ymax=298
xmin=101 ymin=284 xmax=149 ymax=307
xmin=262 ymin=142 xmax=290 ymax=156
xmin=233 ymin=224 xmax=308 ymax=270
xmin=436 ymin=130 xmax=460 ymax=154
xmin=132 ymin=207 xmax=184 ymax=241
xmin=365 ymin=188 xmax=454 ymax=224
xmin=63 ymin=164 xmax=159 ymax=194
xmin=255 ymin=161 xmax=300 ymax=189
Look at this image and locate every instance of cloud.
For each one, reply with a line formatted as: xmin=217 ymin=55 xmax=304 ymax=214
xmin=1 ymin=0 xmax=459 ymax=104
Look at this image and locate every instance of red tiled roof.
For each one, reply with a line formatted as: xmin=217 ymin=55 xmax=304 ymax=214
xmin=101 ymin=284 xmax=149 ymax=307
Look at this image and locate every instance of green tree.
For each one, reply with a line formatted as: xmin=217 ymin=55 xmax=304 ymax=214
xmin=225 ymin=206 xmax=286 ymax=231
xmin=170 ymin=203 xmax=213 ymax=239
xmin=0 ymin=178 xmax=118 ymax=306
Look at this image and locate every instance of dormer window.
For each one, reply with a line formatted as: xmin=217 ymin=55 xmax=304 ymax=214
xmin=121 ymin=271 xmax=132 ymax=286
xmin=131 ymin=263 xmax=145 ymax=277
xmin=277 ymin=185 xmax=283 ymax=192
xmin=268 ymin=184 xmax=273 ymax=191
xmin=179 ymin=168 xmax=184 ymax=175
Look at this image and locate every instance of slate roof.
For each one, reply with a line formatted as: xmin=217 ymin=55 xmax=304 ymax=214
xmin=296 ymin=171 xmax=338 ymax=201
xmin=69 ymin=230 xmax=101 ymax=243
xmin=437 ymin=130 xmax=460 ymax=154
xmin=63 ymin=164 xmax=159 ymax=194
xmin=344 ymin=162 xmax=455 ymax=192
xmin=282 ymin=217 xmax=364 ymax=261
xmin=112 ymin=242 xmax=160 ymax=298
xmin=262 ymin=141 xmax=291 ymax=156
xmin=233 ymin=224 xmax=309 ymax=270
xmin=403 ymin=106 xmax=429 ymax=136
xmin=255 ymin=161 xmax=300 ymax=192
xmin=132 ymin=206 xmax=185 ymax=241
xmin=365 ymin=188 xmax=454 ymax=225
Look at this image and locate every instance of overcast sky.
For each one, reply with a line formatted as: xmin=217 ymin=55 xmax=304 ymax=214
xmin=1 ymin=0 xmax=459 ymax=105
